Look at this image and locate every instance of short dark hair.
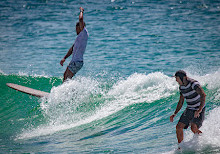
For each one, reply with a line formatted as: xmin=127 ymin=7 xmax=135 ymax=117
xmin=175 ymin=70 xmax=186 ymax=82
xmin=76 ymin=22 xmax=86 ymax=27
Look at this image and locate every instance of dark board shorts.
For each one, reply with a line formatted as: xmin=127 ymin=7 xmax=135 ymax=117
xmin=179 ymin=107 xmax=205 ymax=129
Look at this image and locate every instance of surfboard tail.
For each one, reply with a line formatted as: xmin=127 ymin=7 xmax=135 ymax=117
xmin=6 ymin=83 xmax=49 ymax=98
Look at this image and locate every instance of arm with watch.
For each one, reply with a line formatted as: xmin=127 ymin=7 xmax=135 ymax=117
xmin=170 ymin=94 xmax=184 ymax=122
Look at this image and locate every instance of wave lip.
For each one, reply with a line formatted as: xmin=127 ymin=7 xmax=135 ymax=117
xmin=108 ymin=72 xmax=177 ymax=104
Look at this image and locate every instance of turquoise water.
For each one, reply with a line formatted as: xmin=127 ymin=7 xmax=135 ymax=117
xmin=1 ymin=0 xmax=220 ymax=153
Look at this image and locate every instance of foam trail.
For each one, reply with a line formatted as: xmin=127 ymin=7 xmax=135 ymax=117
xmin=17 ymin=76 xmax=102 ymax=139
xmin=200 ymin=107 xmax=220 ymax=146
xmin=179 ymin=106 xmax=220 ymax=151
xmin=17 ymin=72 xmax=178 ymax=139
xmin=16 ymin=70 xmax=220 ymax=140
xmin=163 ymin=107 xmax=220 ymax=154
xmin=41 ymin=76 xmax=103 ymax=125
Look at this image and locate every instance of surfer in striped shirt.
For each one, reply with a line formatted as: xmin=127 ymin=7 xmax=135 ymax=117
xmin=170 ymin=70 xmax=206 ymax=146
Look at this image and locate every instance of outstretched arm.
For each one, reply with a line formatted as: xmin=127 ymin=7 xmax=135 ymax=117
xmin=60 ymin=44 xmax=74 ymax=66
xmin=170 ymin=94 xmax=184 ymax=122
xmin=79 ymin=7 xmax=85 ymax=31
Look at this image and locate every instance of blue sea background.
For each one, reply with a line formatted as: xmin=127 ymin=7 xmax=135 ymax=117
xmin=0 ymin=0 xmax=220 ymax=153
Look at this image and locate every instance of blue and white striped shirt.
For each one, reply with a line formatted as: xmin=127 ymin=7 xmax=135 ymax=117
xmin=179 ymin=78 xmax=204 ymax=110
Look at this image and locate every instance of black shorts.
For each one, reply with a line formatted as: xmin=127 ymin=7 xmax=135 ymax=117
xmin=179 ymin=107 xmax=205 ymax=129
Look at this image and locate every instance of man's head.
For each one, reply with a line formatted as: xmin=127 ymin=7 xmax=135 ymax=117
xmin=174 ymin=70 xmax=187 ymax=85
xmin=76 ymin=22 xmax=86 ymax=35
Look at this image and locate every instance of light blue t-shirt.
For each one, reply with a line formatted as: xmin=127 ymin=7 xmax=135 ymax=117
xmin=71 ymin=27 xmax=89 ymax=62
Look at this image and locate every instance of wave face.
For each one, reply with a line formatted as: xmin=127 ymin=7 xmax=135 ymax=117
xmin=1 ymin=70 xmax=220 ymax=153
xmin=1 ymin=0 xmax=220 ymax=153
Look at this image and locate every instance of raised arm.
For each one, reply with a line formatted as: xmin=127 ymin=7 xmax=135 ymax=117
xmin=170 ymin=94 xmax=184 ymax=122
xmin=79 ymin=7 xmax=85 ymax=31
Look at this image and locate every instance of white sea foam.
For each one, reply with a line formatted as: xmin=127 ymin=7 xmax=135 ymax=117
xmin=199 ymin=106 xmax=220 ymax=146
xmin=18 ymin=71 xmax=50 ymax=78
xmin=188 ymin=69 xmax=220 ymax=102
xmin=107 ymin=72 xmax=177 ymax=104
xmin=178 ymin=106 xmax=220 ymax=152
xmin=0 ymin=70 xmax=50 ymax=78
xmin=163 ymin=107 xmax=220 ymax=154
xmin=186 ymin=69 xmax=220 ymax=90
xmin=17 ymin=72 xmax=178 ymax=139
xmin=17 ymin=70 xmax=220 ymax=140
xmin=17 ymin=76 xmax=102 ymax=139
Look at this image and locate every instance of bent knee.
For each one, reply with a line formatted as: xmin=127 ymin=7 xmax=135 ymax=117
xmin=176 ymin=122 xmax=185 ymax=130
xmin=191 ymin=123 xmax=199 ymax=133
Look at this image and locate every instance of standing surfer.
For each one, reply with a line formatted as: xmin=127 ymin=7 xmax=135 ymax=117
xmin=170 ymin=70 xmax=206 ymax=148
xmin=60 ymin=7 xmax=89 ymax=82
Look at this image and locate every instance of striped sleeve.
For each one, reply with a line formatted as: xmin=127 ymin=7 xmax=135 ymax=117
xmin=192 ymin=81 xmax=200 ymax=90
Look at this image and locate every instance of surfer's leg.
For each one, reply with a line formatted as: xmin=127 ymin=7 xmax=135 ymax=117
xmin=191 ymin=107 xmax=205 ymax=134
xmin=191 ymin=123 xmax=202 ymax=134
xmin=176 ymin=122 xmax=186 ymax=143
xmin=176 ymin=109 xmax=191 ymax=143
xmin=63 ymin=67 xmax=74 ymax=82
xmin=63 ymin=61 xmax=83 ymax=82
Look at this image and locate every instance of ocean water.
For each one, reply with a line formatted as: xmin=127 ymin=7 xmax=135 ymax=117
xmin=0 ymin=0 xmax=220 ymax=153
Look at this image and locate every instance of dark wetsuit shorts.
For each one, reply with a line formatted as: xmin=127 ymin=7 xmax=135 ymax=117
xmin=179 ymin=107 xmax=205 ymax=129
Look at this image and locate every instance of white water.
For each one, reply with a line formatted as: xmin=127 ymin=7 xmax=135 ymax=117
xmin=164 ymin=107 xmax=220 ymax=154
xmin=16 ymin=70 xmax=220 ymax=143
xmin=17 ymin=72 xmax=178 ymax=139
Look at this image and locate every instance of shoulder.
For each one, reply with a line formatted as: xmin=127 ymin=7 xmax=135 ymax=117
xmin=78 ymin=28 xmax=89 ymax=37
xmin=84 ymin=27 xmax=88 ymax=32
xmin=83 ymin=27 xmax=89 ymax=36
xmin=188 ymin=78 xmax=201 ymax=90
xmin=77 ymin=28 xmax=88 ymax=38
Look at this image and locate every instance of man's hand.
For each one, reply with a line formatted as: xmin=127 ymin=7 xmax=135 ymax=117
xmin=194 ymin=110 xmax=200 ymax=118
xmin=60 ymin=58 xmax=65 ymax=66
xmin=170 ymin=114 xmax=176 ymax=122
xmin=80 ymin=7 xmax=84 ymax=12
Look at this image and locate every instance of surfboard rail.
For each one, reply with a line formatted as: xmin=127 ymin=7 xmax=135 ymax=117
xmin=6 ymin=83 xmax=49 ymax=98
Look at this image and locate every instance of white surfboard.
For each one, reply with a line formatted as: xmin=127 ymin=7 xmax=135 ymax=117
xmin=6 ymin=83 xmax=49 ymax=98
